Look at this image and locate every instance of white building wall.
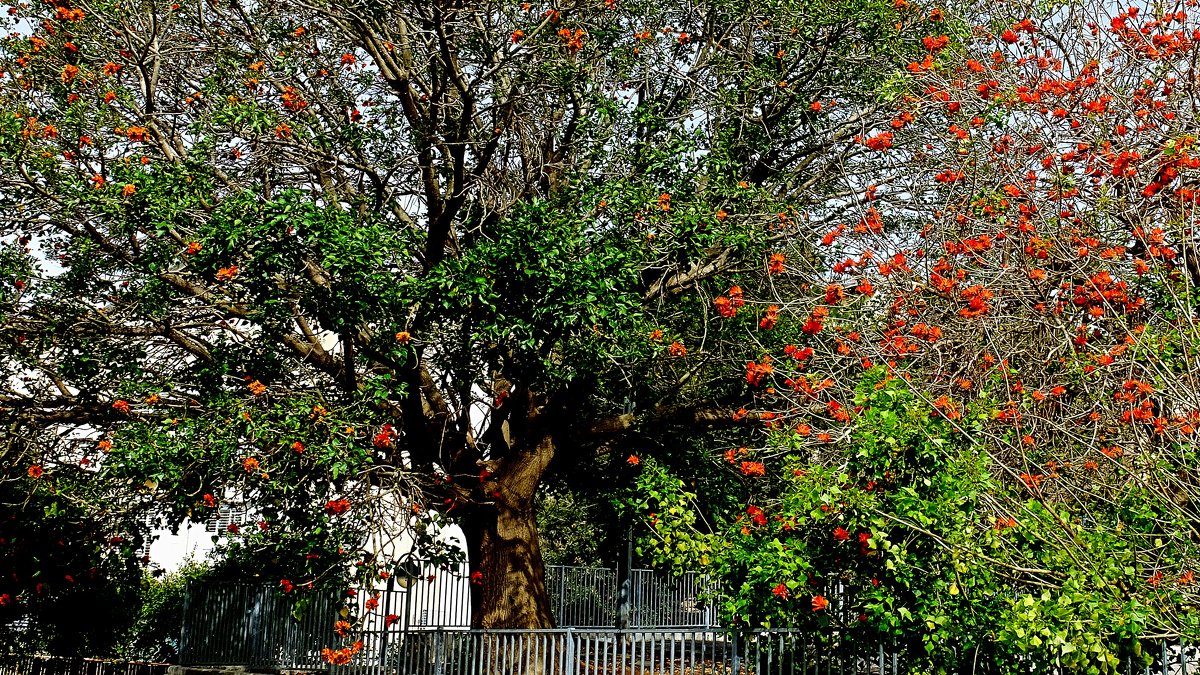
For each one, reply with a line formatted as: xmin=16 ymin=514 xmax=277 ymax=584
xmin=146 ymin=522 xmax=217 ymax=573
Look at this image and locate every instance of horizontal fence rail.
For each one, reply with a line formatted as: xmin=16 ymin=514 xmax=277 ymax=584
xmin=0 ymin=657 xmax=168 ymax=675
xmin=316 ymin=629 xmax=1199 ymax=675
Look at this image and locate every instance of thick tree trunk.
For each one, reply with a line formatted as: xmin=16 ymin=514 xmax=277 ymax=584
xmin=461 ymin=435 xmax=556 ymax=628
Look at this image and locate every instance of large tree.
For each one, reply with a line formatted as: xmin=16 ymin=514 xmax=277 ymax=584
xmin=0 ymin=0 xmax=931 ymax=633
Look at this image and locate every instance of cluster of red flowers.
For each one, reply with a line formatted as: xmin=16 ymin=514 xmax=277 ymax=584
xmin=558 ymin=28 xmax=586 ymax=55
xmin=758 ymin=305 xmax=780 ymax=330
xmin=745 ymin=505 xmax=767 ymax=527
xmin=320 ymin=640 xmax=363 ymax=665
xmin=860 ymin=132 xmax=894 ymax=151
xmin=373 ymin=424 xmax=397 ymax=449
xmin=767 ymin=253 xmax=786 ymax=275
xmin=739 ymin=461 xmax=765 ymax=477
xmin=713 ymin=285 xmax=745 ymax=318
xmin=280 ymin=86 xmax=307 ymax=112
xmin=745 ymin=358 xmax=773 ymax=387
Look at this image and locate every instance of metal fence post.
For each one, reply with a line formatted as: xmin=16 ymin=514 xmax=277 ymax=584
xmin=433 ymin=630 xmax=444 ymax=675
xmin=178 ymin=580 xmax=191 ymax=663
xmin=558 ymin=567 xmax=567 ymax=627
xmin=379 ymin=575 xmax=395 ymax=668
xmin=731 ymin=630 xmax=741 ymax=675
xmin=565 ymin=627 xmax=576 ymax=675
xmin=616 ymin=535 xmax=632 ymax=630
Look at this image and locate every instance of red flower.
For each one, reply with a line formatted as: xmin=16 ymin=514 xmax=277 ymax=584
xmin=811 ymin=595 xmax=829 ymax=611
xmin=825 ymin=284 xmax=845 ymax=305
xmin=922 ymin=35 xmax=949 ymax=52
xmin=280 ymin=85 xmax=308 ymax=112
xmin=27 ymin=465 xmax=43 ymax=479
xmin=558 ymin=27 xmax=586 ymax=55
xmin=112 ymin=399 xmax=131 ymax=414
xmin=767 ymin=252 xmax=786 ymax=274
xmin=861 ymin=132 xmax=893 ymax=151
xmin=470 ymin=570 xmax=484 ymax=586
xmin=746 ymin=505 xmax=767 ymax=526
xmin=324 ymin=498 xmax=351 ymax=515
xmin=374 ymin=424 xmax=396 ymax=449
xmin=745 ymin=359 xmax=774 ymax=387
xmin=772 ymin=583 xmax=789 ymax=600
xmin=833 ymin=526 xmax=850 ymax=541
xmin=280 ymin=579 xmax=294 ymax=593
xmin=385 ymin=614 xmax=401 ymax=627
xmin=758 ymin=305 xmax=779 ymax=330
xmin=739 ymin=461 xmax=765 ymax=476
xmin=713 ymin=296 xmax=737 ymax=318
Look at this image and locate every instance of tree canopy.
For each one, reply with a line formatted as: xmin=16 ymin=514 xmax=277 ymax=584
xmin=0 ymin=0 xmax=930 ymax=638
xmin=633 ymin=0 xmax=1200 ymax=670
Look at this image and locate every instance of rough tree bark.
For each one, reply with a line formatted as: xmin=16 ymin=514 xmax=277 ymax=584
xmin=460 ymin=435 xmax=557 ymax=628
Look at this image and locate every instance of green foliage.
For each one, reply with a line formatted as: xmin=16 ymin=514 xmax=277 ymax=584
xmin=116 ymin=563 xmax=212 ymax=662
xmin=629 ymin=369 xmax=1199 ymax=672
xmin=535 ymin=487 xmax=610 ymax=567
xmin=621 ymin=457 xmax=727 ymax=571
xmin=0 ymin=474 xmax=144 ymax=658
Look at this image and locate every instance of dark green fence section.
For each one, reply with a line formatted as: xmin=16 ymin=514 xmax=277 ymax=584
xmin=179 ymin=562 xmax=719 ymax=667
xmin=544 ymin=565 xmax=717 ymax=628
xmin=178 ymin=583 xmax=343 ymax=668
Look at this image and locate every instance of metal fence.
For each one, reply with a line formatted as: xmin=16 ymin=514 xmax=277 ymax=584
xmin=0 ymin=657 xmax=168 ymax=675
xmin=338 ymin=628 xmax=868 ymax=675
xmin=545 ymin=566 xmax=716 ymax=628
xmin=179 ymin=565 xmax=717 ymax=667
xmin=194 ymin=627 xmax=1199 ymax=675
xmin=180 ymin=562 xmax=715 ymax=654
xmin=177 ymin=574 xmax=1199 ymax=674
